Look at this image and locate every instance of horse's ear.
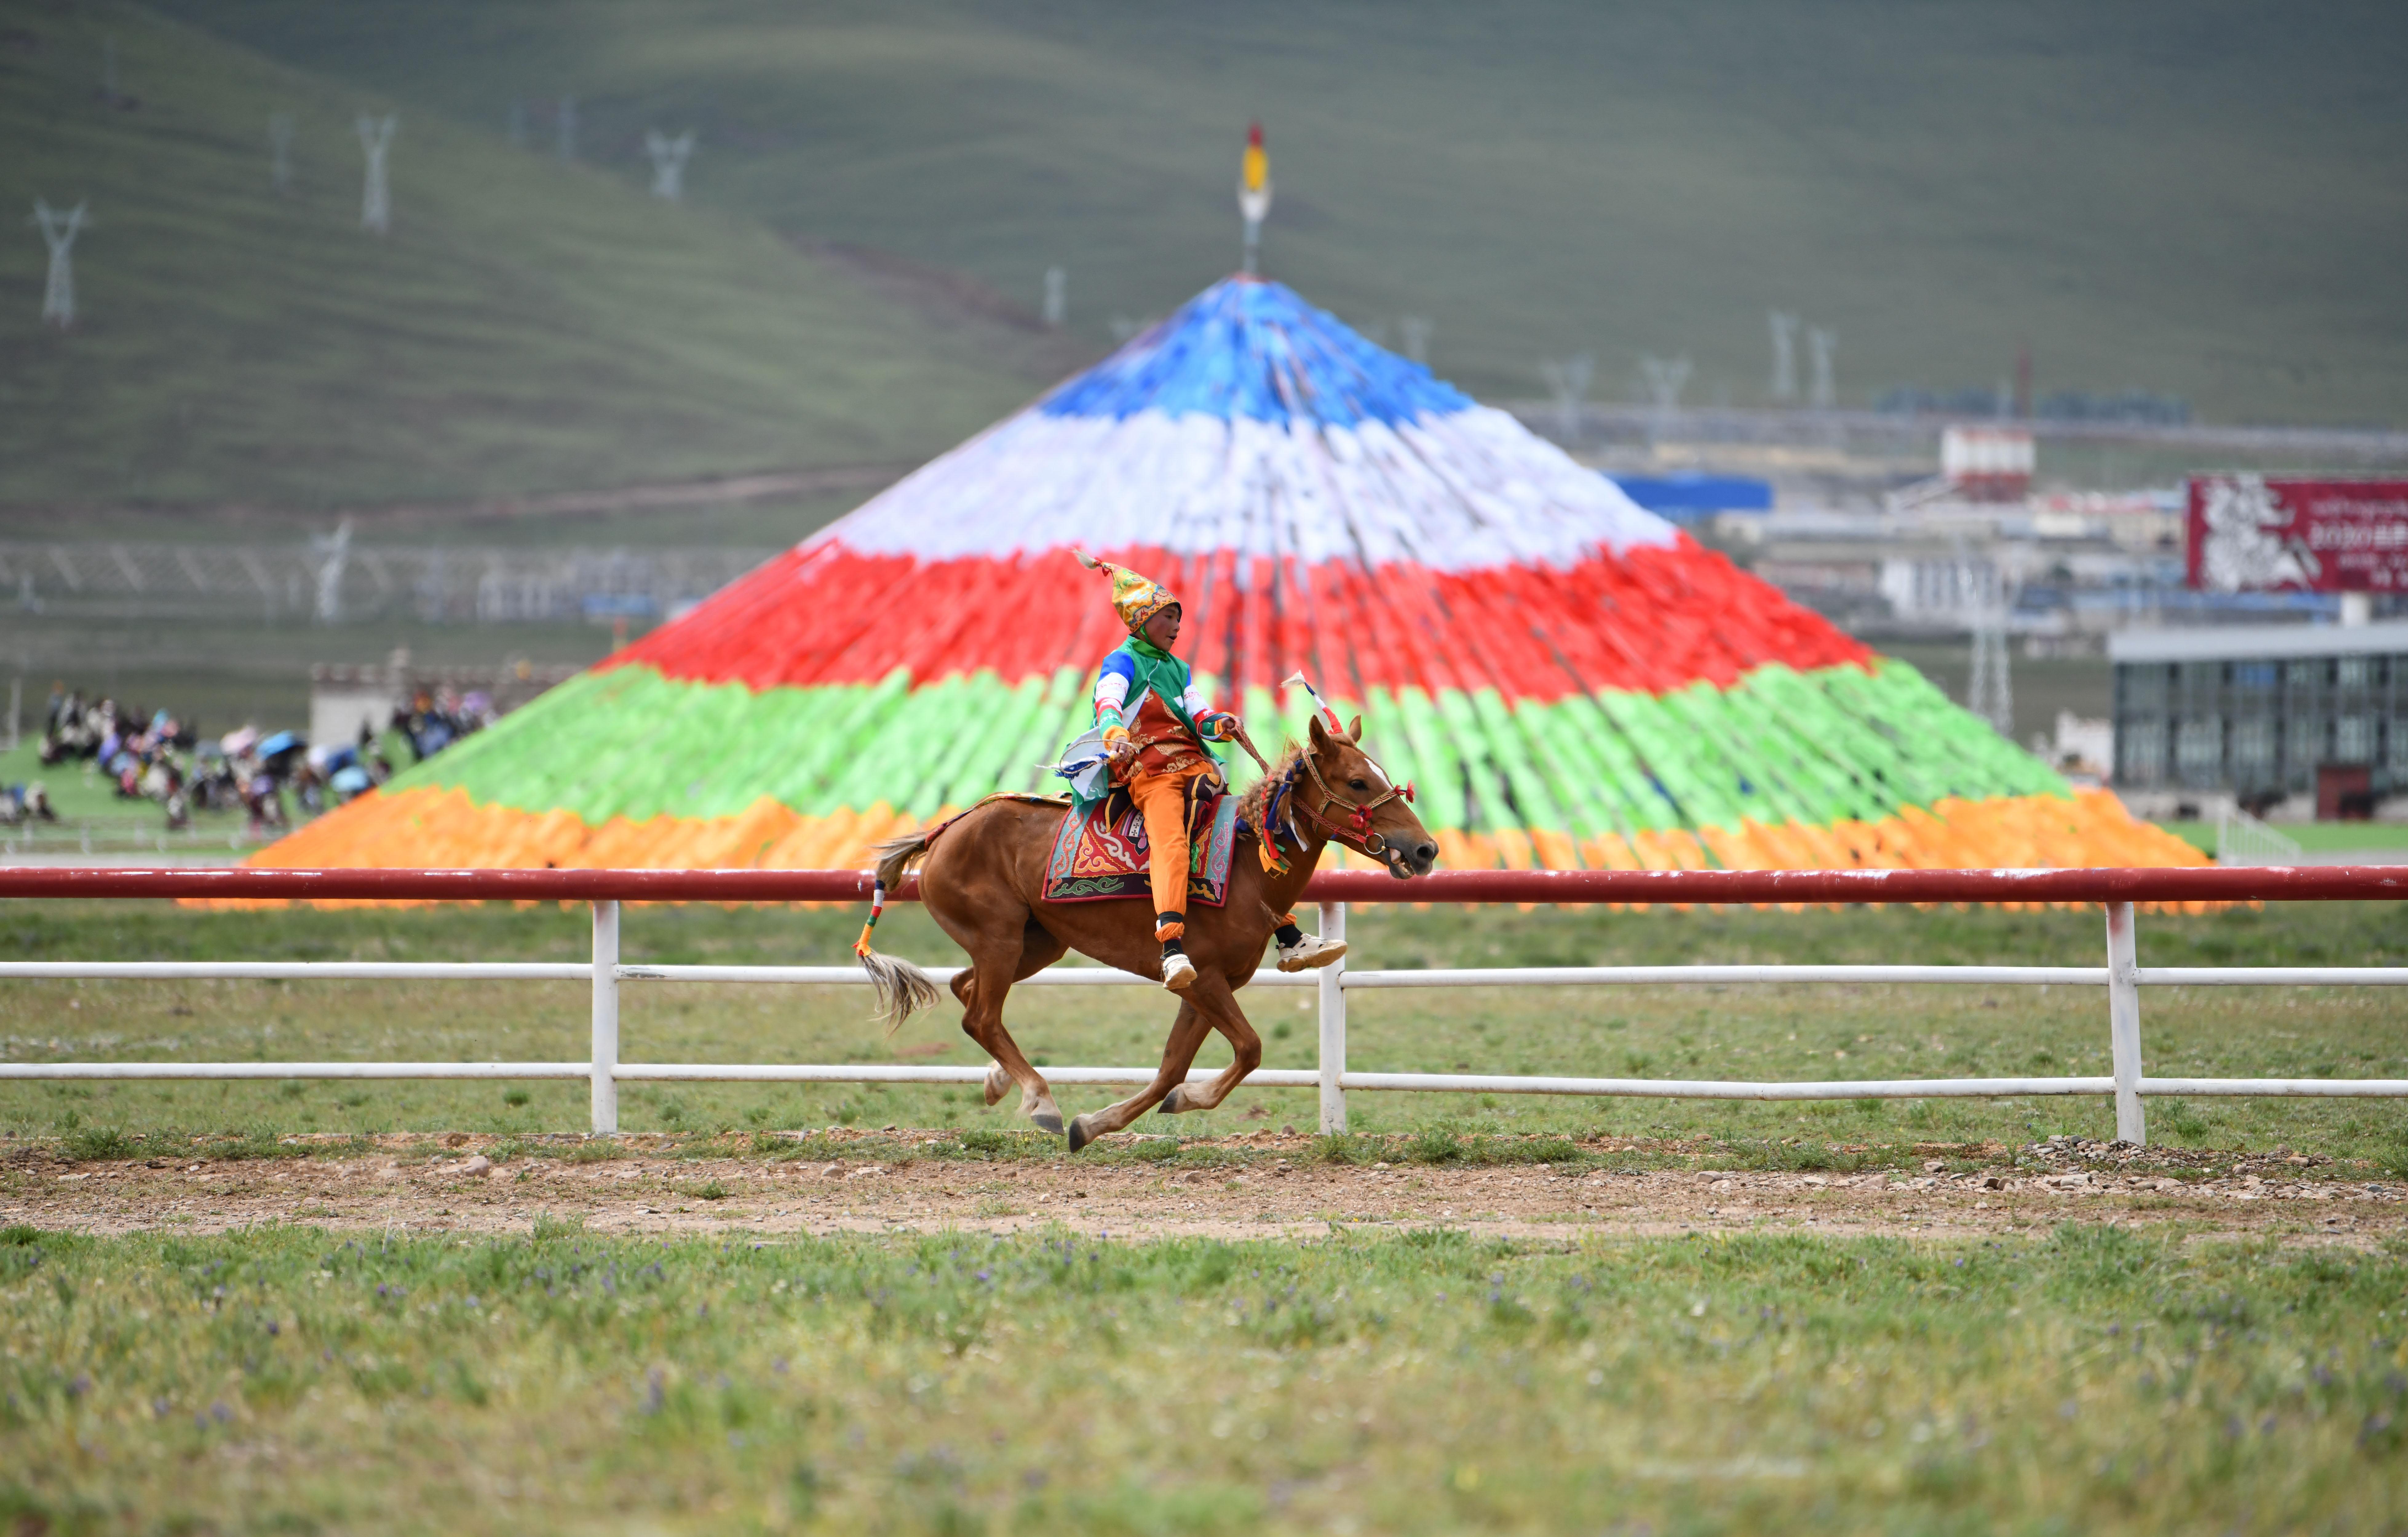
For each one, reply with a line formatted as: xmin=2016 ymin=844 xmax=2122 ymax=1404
xmin=1307 ymin=713 xmax=1333 ymax=752
xmin=1347 ymin=714 xmax=1363 ymax=743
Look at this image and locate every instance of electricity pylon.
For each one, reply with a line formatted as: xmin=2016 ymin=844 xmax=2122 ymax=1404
xmin=269 ymin=113 xmax=294 ymax=193
xmin=1539 ymin=354 xmax=1594 ymax=445
xmin=32 ymin=200 xmax=87 ymax=328
xmin=645 ymin=129 xmax=696 ymax=201
xmin=1768 ymin=310 xmax=1798 ymax=401
xmin=1807 ymin=325 xmax=1837 ymax=409
xmin=357 ymin=114 xmax=397 ymax=234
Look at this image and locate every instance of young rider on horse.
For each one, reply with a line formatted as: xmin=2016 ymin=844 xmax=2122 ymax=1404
xmin=1076 ymin=552 xmax=1345 ymax=992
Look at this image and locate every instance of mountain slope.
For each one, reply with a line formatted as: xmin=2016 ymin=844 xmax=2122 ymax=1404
xmin=152 ymin=0 xmax=2408 ymax=427
xmin=0 ymin=0 xmax=1057 ymax=509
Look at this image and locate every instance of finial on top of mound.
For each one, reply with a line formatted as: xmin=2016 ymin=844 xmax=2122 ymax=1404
xmin=1238 ymin=121 xmax=1272 ymax=275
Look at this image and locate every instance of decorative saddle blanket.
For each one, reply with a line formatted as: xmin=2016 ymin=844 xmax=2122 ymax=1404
xmin=1041 ymin=789 xmax=1241 ymax=907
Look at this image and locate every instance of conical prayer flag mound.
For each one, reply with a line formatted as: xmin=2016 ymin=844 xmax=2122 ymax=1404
xmin=253 ymin=277 xmax=2201 ymax=876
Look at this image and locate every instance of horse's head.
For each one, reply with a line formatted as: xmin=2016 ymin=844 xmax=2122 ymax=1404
xmin=1304 ymin=713 xmax=1440 ymax=879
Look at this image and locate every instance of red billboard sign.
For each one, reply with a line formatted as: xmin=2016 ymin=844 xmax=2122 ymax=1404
xmin=2188 ymin=475 xmax=2408 ymax=592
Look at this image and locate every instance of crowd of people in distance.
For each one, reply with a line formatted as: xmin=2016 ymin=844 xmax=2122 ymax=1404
xmin=0 ymin=781 xmax=56 ymax=828
xmin=394 ymin=684 xmax=498 ymax=763
xmin=30 ymin=683 xmax=500 ymax=835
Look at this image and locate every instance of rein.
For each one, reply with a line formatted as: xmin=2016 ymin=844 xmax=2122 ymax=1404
xmin=1281 ymin=745 xmax=1415 ymax=865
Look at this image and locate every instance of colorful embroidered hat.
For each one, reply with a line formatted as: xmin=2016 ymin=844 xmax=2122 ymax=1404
xmin=1073 ymin=550 xmax=1179 ymax=633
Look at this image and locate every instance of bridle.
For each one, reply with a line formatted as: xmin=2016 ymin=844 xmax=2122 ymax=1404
xmin=1289 ymin=742 xmax=1415 ymax=865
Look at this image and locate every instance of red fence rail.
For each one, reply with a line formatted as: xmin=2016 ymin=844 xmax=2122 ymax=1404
xmin=0 ymin=865 xmax=2402 ymax=904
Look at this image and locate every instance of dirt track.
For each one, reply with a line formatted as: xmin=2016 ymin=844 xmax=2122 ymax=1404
xmin=7 ymin=1132 xmax=2402 ymax=1247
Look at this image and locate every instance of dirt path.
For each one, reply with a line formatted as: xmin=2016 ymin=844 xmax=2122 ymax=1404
xmin=7 ymin=1133 xmax=2402 ymax=1247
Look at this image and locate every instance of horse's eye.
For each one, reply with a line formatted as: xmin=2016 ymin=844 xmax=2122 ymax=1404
xmin=1349 ymin=778 xmax=1370 ymax=792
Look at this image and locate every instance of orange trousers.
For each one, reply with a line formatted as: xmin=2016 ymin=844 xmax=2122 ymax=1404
xmin=1126 ymin=762 xmax=1215 ymax=938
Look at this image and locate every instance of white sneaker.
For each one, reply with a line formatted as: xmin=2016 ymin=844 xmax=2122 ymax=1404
xmin=1161 ymin=951 xmax=1198 ymax=992
xmin=1275 ymin=934 xmax=1347 ymax=972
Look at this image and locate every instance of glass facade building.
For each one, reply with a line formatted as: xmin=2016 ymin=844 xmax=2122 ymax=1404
xmin=2110 ymin=623 xmax=2408 ymax=799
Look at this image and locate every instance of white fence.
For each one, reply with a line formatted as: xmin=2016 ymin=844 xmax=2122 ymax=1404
xmin=1 ymin=866 xmax=2404 ymax=1147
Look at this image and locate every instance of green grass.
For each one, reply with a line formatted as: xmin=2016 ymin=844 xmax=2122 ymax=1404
xmin=2152 ymin=820 xmax=2408 ymax=856
xmin=154 ymin=0 xmax=2408 ymax=430
xmin=0 ymin=0 xmax=1053 ymax=510
xmin=4 ymin=899 xmax=2405 ymax=1166
xmin=1 ymin=1222 xmax=2403 ymax=1534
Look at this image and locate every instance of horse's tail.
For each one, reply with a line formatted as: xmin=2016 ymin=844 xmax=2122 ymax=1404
xmin=854 ymin=831 xmax=942 ymax=1034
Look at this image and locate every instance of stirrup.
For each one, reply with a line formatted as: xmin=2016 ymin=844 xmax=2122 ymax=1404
xmin=1275 ymin=934 xmax=1347 ymax=972
xmin=1160 ymin=950 xmax=1198 ymax=993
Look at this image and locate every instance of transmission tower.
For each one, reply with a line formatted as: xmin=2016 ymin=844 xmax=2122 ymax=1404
xmin=1962 ymin=558 xmax=2013 ymax=737
xmin=645 ymin=129 xmax=696 ymax=201
xmin=310 ymin=519 xmax=354 ymax=625
xmin=356 ymin=114 xmax=397 ymax=234
xmin=268 ymin=113 xmax=295 ymax=193
xmin=1538 ymin=354 xmax=1594 ymax=445
xmin=556 ymin=94 xmax=577 ymax=162
xmin=1807 ymin=325 xmax=1837 ymax=409
xmin=1767 ymin=310 xmax=1798 ymax=402
xmin=1639 ymin=354 xmax=1692 ymax=414
xmin=1400 ymin=316 xmax=1433 ymax=365
xmin=1968 ymin=624 xmax=2013 ymax=737
xmin=31 ymin=200 xmax=87 ymax=328
xmin=1042 ymin=266 xmax=1066 ymax=328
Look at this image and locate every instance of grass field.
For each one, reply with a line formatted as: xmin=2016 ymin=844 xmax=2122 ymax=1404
xmin=155 ymin=0 xmax=2408 ymax=431
xmin=4 ymin=899 xmax=2404 ymax=1168
xmin=0 ymin=0 xmax=1055 ymax=510
xmin=2149 ymin=820 xmax=2408 ymax=857
xmin=2 ymin=1220 xmax=2403 ymax=1534
xmin=7 ymin=901 xmax=2406 ymax=1533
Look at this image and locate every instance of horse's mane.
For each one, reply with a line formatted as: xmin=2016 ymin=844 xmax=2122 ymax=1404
xmin=1235 ymin=738 xmax=1307 ymax=840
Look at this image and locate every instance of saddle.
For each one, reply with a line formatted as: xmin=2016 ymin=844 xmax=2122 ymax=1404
xmin=1041 ymin=781 xmax=1240 ymax=907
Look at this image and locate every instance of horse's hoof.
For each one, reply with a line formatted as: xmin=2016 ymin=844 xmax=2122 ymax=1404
xmin=982 ymin=1064 xmax=1010 ymax=1108
xmin=1029 ymin=1108 xmax=1064 ymax=1135
xmin=1158 ymin=1086 xmax=1186 ymax=1115
xmin=1066 ymin=1115 xmax=1095 ymax=1154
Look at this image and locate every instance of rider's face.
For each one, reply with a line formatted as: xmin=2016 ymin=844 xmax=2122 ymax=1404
xmin=1143 ymin=605 xmax=1182 ymax=649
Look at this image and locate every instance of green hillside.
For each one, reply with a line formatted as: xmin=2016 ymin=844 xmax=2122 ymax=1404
xmin=152 ymin=0 xmax=2408 ymax=429
xmin=0 ymin=0 xmax=1061 ymax=510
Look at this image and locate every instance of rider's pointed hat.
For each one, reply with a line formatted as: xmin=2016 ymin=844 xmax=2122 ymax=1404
xmin=1072 ymin=550 xmax=1179 ymax=634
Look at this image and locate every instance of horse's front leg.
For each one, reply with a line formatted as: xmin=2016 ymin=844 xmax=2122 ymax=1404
xmin=1067 ymin=999 xmax=1211 ymax=1153
xmin=1152 ymin=973 xmax=1261 ymax=1117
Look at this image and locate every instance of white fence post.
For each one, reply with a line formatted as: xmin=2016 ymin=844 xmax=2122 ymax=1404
xmin=1317 ymin=900 xmax=1347 ymax=1134
xmin=2105 ymin=899 xmax=2146 ymax=1145
xmin=591 ymin=899 xmax=620 ymax=1134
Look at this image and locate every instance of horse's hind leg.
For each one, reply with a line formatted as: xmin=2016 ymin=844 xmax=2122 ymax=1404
xmin=973 ymin=920 xmax=1067 ymax=1110
xmin=952 ymin=972 xmax=1012 ymax=1107
xmin=952 ymin=920 xmax=1066 ymax=1134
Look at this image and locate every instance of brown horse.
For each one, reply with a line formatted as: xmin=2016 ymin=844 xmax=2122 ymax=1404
xmin=857 ymin=713 xmax=1438 ymax=1151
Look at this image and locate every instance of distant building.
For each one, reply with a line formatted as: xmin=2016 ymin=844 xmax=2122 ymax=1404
xmin=1938 ymin=425 xmax=2033 ymax=502
xmin=1603 ymin=471 xmax=1771 ymax=522
xmin=2109 ymin=622 xmax=2408 ymax=817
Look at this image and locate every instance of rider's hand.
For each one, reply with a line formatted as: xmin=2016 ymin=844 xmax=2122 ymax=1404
xmin=1105 ymin=735 xmax=1140 ymax=770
